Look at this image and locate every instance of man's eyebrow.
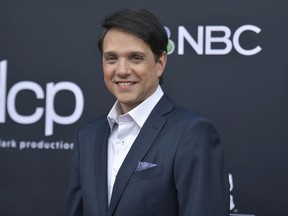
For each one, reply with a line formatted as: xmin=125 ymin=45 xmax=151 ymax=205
xmin=103 ymin=51 xmax=146 ymax=57
xmin=103 ymin=51 xmax=116 ymax=56
xmin=128 ymin=51 xmax=146 ymax=57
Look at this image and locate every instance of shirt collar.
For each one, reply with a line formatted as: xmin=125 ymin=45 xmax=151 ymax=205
xmin=107 ymin=85 xmax=164 ymax=130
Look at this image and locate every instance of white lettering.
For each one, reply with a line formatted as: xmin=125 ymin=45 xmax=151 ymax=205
xmin=174 ymin=25 xmax=262 ymax=55
xmin=205 ymin=26 xmax=232 ymax=55
xmin=178 ymin=26 xmax=204 ymax=55
xmin=0 ymin=139 xmax=17 ymax=148
xmin=0 ymin=60 xmax=7 ymax=122
xmin=0 ymin=60 xmax=85 ymax=136
xmin=229 ymin=173 xmax=236 ymax=210
xmin=7 ymin=81 xmax=44 ymax=124
xmin=233 ymin=25 xmax=262 ymax=56
xmin=45 ymin=82 xmax=84 ymax=136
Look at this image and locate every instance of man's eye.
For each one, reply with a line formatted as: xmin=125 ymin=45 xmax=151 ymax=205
xmin=131 ymin=55 xmax=143 ymax=62
xmin=105 ymin=56 xmax=117 ymax=63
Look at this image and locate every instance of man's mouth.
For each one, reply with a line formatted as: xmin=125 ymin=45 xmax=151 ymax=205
xmin=116 ymin=81 xmax=136 ymax=87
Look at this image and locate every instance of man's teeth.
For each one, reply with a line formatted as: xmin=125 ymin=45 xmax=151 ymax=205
xmin=118 ymin=82 xmax=133 ymax=86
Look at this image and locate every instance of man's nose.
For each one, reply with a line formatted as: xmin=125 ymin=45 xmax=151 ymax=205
xmin=115 ymin=59 xmax=131 ymax=77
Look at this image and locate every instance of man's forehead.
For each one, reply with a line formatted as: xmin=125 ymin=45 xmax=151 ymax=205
xmin=103 ymin=28 xmax=148 ymax=47
xmin=103 ymin=32 xmax=151 ymax=52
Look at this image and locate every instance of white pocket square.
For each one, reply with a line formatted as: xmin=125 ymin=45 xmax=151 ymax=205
xmin=136 ymin=161 xmax=157 ymax=172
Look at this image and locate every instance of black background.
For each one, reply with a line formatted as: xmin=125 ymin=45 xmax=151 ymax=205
xmin=1 ymin=0 xmax=287 ymax=215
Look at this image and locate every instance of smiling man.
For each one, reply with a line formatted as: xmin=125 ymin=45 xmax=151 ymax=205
xmin=66 ymin=9 xmax=229 ymax=216
xmin=102 ymin=27 xmax=166 ymax=113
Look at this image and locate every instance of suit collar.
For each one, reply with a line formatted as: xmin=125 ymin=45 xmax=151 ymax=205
xmin=107 ymin=85 xmax=164 ymax=129
xmin=107 ymin=94 xmax=174 ymax=216
xmin=153 ymin=93 xmax=174 ymax=116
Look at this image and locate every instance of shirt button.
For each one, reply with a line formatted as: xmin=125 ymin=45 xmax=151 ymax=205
xmin=121 ymin=140 xmax=125 ymax=145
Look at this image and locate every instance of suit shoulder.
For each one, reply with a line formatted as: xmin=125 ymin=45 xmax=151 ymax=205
xmin=159 ymin=95 xmax=213 ymax=126
xmin=170 ymin=105 xmax=221 ymax=145
xmin=168 ymin=104 xmax=218 ymax=130
xmin=157 ymin=95 xmax=204 ymax=120
xmin=172 ymin=104 xmax=205 ymax=120
xmin=77 ymin=114 xmax=108 ymax=133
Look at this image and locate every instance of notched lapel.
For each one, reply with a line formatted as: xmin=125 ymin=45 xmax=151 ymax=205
xmin=107 ymin=112 xmax=167 ymax=216
xmin=107 ymin=95 xmax=174 ymax=216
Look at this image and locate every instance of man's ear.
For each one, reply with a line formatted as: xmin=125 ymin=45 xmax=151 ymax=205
xmin=157 ymin=52 xmax=167 ymax=77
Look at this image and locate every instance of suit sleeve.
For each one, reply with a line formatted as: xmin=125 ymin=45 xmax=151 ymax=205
xmin=174 ymin=117 xmax=230 ymax=216
xmin=65 ymin=130 xmax=84 ymax=216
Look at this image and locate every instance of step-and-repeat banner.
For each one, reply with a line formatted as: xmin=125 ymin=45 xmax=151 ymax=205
xmin=1 ymin=0 xmax=287 ymax=215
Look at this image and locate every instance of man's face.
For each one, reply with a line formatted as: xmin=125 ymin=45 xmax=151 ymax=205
xmin=102 ymin=28 xmax=167 ymax=113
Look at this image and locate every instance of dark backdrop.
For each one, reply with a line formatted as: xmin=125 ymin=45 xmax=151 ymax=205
xmin=1 ymin=0 xmax=287 ymax=215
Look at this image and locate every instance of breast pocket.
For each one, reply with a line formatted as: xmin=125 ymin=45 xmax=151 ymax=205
xmin=129 ymin=164 xmax=162 ymax=184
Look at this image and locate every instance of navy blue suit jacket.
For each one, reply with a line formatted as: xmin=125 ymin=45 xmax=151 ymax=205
xmin=66 ymin=94 xmax=230 ymax=216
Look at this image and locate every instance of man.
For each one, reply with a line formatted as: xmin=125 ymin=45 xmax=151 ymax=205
xmin=66 ymin=9 xmax=229 ymax=216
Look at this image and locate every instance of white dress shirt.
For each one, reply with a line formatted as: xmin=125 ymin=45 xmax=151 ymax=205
xmin=106 ymin=85 xmax=164 ymax=204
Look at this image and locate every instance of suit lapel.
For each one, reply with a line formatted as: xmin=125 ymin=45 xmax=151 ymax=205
xmin=94 ymin=119 xmax=110 ymax=216
xmin=107 ymin=95 xmax=174 ymax=216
